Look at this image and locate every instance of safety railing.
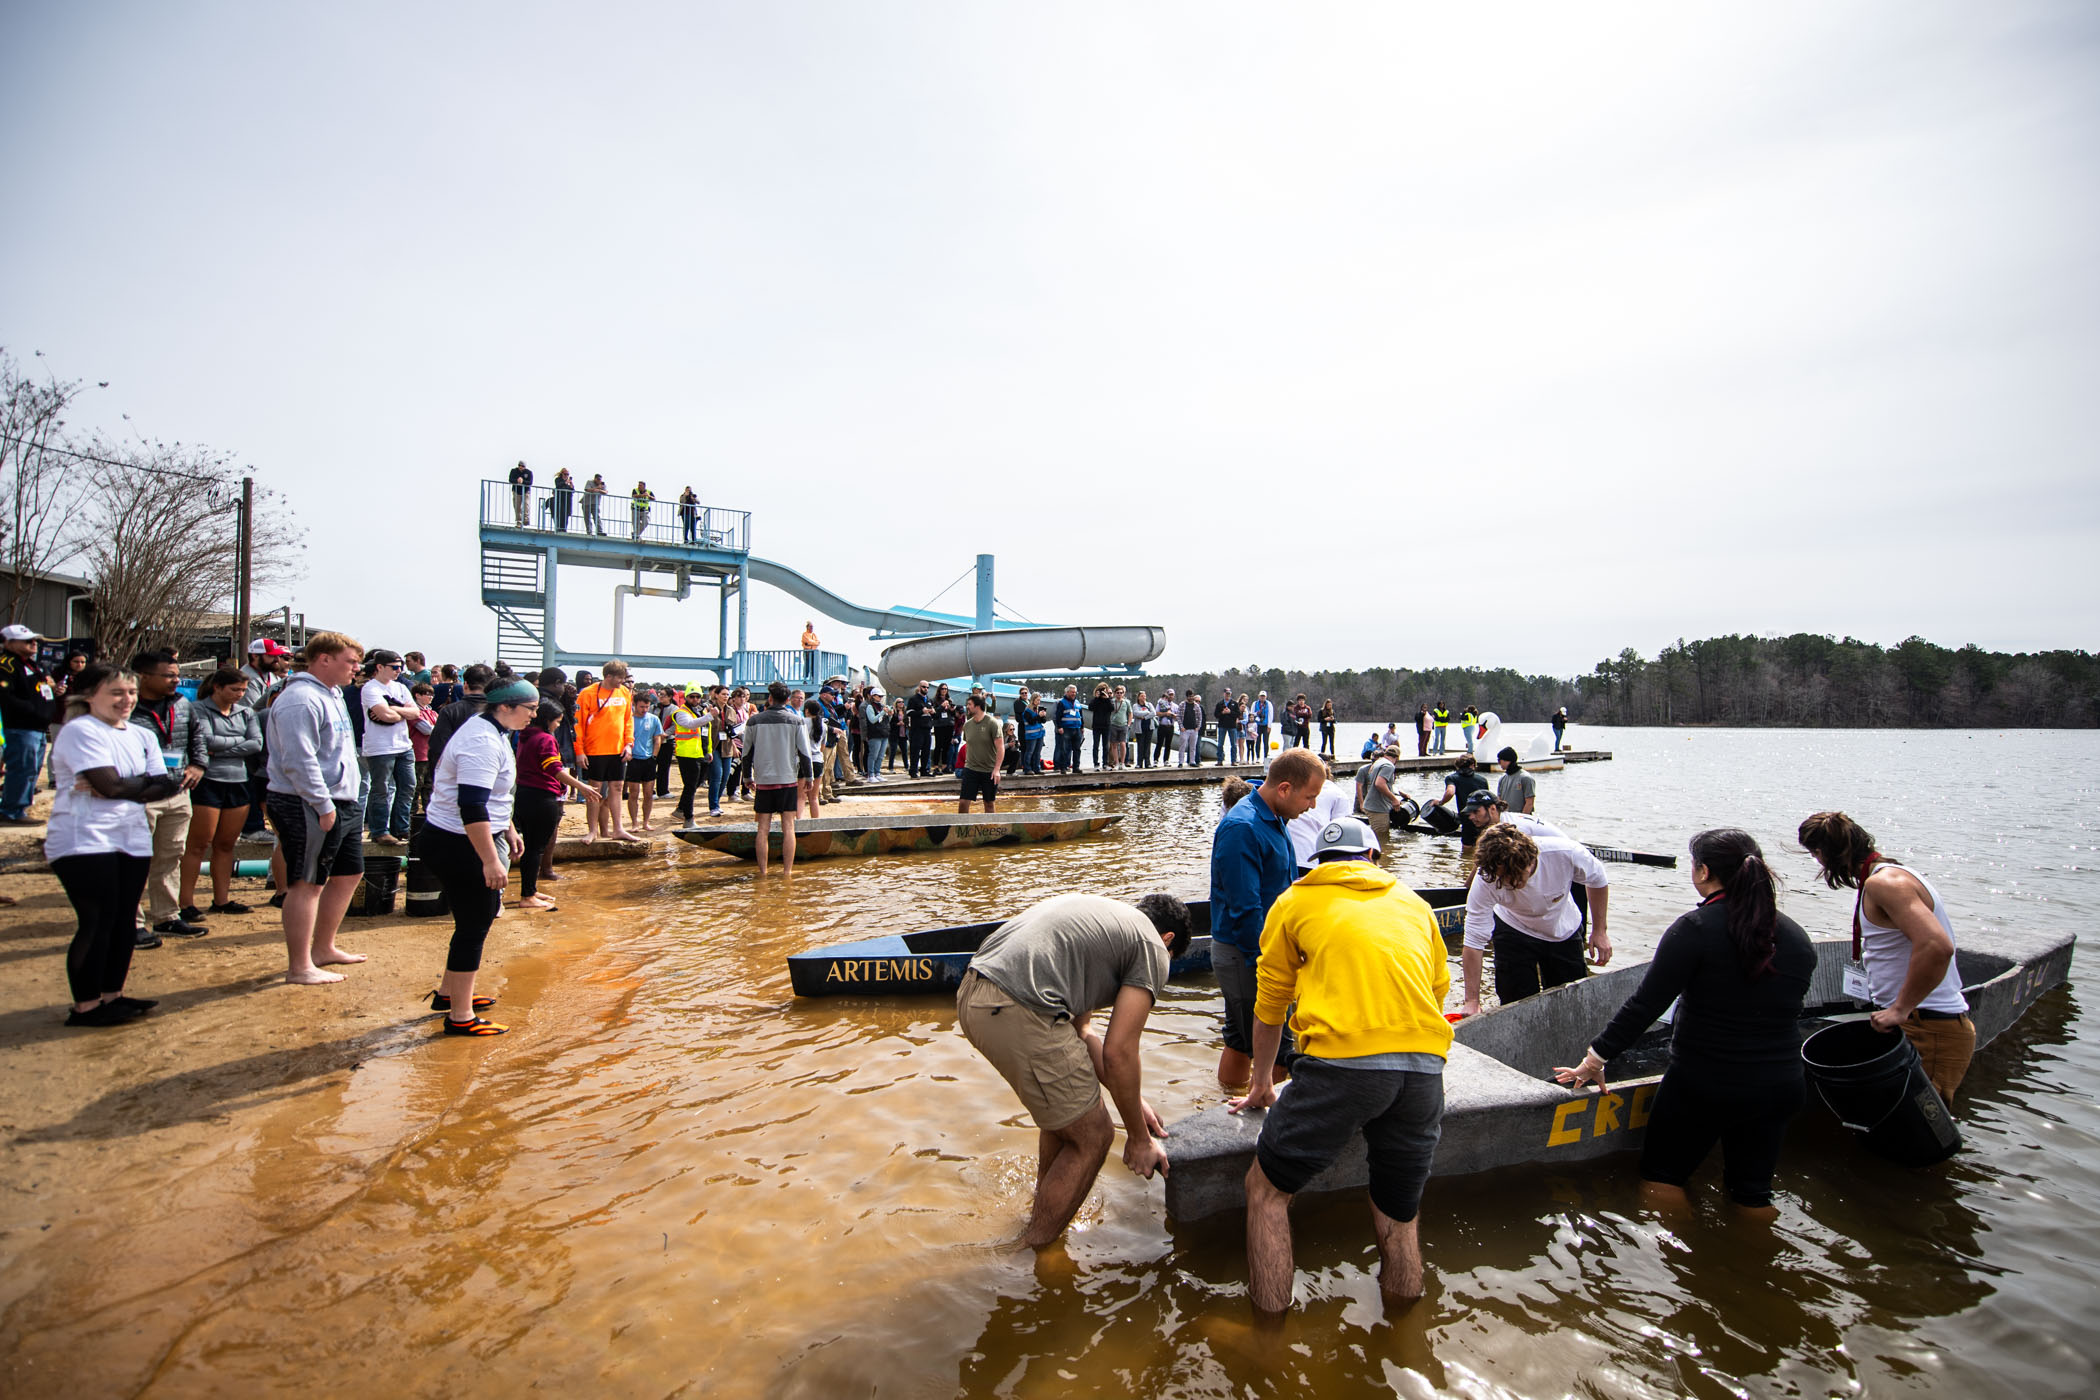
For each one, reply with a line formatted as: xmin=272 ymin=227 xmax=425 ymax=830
xmin=735 ymin=649 xmax=850 ymax=689
xmin=481 ymin=480 xmax=750 ymax=553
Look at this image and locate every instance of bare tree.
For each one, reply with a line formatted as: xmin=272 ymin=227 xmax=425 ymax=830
xmin=0 ymin=351 xmax=91 ymax=621
xmin=78 ymin=439 xmax=305 ymax=661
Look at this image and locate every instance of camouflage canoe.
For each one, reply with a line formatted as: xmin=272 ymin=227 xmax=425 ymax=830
xmin=673 ymin=810 xmax=1122 ymax=861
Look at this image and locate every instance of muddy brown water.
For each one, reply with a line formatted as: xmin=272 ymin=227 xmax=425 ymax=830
xmin=2 ymin=727 xmax=2095 ymax=1397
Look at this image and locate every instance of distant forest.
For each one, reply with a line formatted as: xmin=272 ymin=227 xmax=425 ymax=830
xmin=1044 ymin=634 xmax=2098 ymax=729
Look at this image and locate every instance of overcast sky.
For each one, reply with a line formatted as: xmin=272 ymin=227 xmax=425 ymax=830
xmin=4 ymin=2 xmax=2095 ymax=679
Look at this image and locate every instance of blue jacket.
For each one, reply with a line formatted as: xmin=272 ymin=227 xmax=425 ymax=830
xmin=1209 ymin=790 xmax=1296 ymax=955
xmin=1056 ymin=697 xmax=1085 ymax=732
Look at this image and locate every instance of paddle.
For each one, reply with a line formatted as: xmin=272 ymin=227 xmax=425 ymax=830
xmin=1398 ymin=823 xmax=1677 ymax=869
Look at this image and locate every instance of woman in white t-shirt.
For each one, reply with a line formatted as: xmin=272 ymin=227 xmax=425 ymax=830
xmin=422 ymin=679 xmax=537 ymax=1037
xmin=48 ymin=665 xmax=183 ymax=1026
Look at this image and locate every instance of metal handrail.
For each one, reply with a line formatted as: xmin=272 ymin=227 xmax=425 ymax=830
xmin=481 ymin=479 xmax=751 ymax=553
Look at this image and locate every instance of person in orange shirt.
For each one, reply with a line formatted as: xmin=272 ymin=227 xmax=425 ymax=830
xmin=574 ymin=660 xmax=639 ymax=842
xmin=799 ymin=622 xmax=821 ymax=685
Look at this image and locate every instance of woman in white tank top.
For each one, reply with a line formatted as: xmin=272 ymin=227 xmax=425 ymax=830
xmin=1799 ymin=811 xmax=1975 ymax=1104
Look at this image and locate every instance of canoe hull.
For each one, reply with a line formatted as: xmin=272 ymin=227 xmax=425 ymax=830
xmin=787 ymin=889 xmax=1471 ymax=998
xmin=678 ymin=813 xmax=1120 ymax=861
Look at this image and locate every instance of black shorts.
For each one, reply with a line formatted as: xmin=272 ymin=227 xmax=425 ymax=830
xmin=190 ymin=778 xmax=254 ymax=810
xmin=625 ymin=757 xmax=657 ymax=783
xmin=1639 ymin=1057 xmax=1805 ymax=1207
xmin=584 ymin=754 xmax=624 ymax=782
xmin=1255 ymin=1057 xmax=1445 ymax=1222
xmin=958 ymin=768 xmax=998 ymax=802
xmin=752 ymin=785 xmax=799 ymax=815
xmin=266 ymin=793 xmax=366 ymax=886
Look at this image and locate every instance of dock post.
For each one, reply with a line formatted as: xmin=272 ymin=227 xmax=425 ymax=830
xmin=543 ymin=545 xmax=559 ymax=671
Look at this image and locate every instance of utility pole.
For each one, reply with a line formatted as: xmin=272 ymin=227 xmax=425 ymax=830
xmin=234 ymin=477 xmax=254 ymax=653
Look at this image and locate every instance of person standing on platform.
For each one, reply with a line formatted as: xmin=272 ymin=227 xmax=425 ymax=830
xmin=1229 ymin=815 xmax=1453 ymax=1311
xmin=1316 ymin=698 xmax=1336 ymax=757
xmin=1131 ymin=690 xmax=1154 ymax=769
xmin=1416 ymin=704 xmax=1432 ymax=757
xmin=422 ymin=678 xmax=538 ymax=1035
xmin=907 ymin=680 xmax=935 ymax=777
xmin=931 ymin=683 xmax=959 ymax=773
xmin=1552 ymin=707 xmax=1568 ymax=752
xmin=958 ymin=693 xmax=1004 ymax=813
xmin=629 ymin=481 xmax=654 ymax=540
xmin=574 ymin=661 xmax=638 ymax=842
xmin=1179 ymin=690 xmax=1204 ymax=766
xmin=799 ymin=620 xmax=821 ymax=686
xmin=508 ymin=460 xmax=532 ymax=526
xmin=1251 ymin=691 xmax=1273 ymax=760
xmin=679 ymin=485 xmax=700 ymax=543
xmin=860 ymin=688 xmax=889 ymax=782
xmin=1152 ymin=688 xmax=1177 ymax=767
xmin=551 ymin=468 xmax=576 ymax=532
xmin=1209 ymin=748 xmax=1326 ymax=1092
xmin=1797 ymin=810 xmax=1976 ymax=1103
xmin=1055 ymin=684 xmax=1086 ymax=775
xmin=1431 ymin=702 xmax=1449 ymax=755
xmin=1556 ymin=828 xmax=1813 ymax=1218
xmin=1460 ymin=822 xmax=1611 ymax=1016
xmin=746 ymin=682 xmax=804 ymax=875
xmin=583 ymin=473 xmax=607 ymax=535
xmin=1214 ymin=688 xmax=1242 ymax=766
xmin=1014 ymin=687 xmax=1046 ymax=776
xmin=130 ymin=652 xmax=209 ymax=939
xmin=0 ymin=624 xmax=58 ymax=824
xmin=1108 ymin=684 xmax=1133 ymax=769
xmin=1088 ymin=682 xmax=1114 ymax=770
xmin=266 ymin=633 xmax=369 ymax=986
xmin=1457 ymin=706 xmax=1478 ymax=757
xmin=1496 ymin=748 xmax=1535 ymax=814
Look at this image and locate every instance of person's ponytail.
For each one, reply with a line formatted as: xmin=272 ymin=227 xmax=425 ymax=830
xmin=1690 ymin=828 xmax=1780 ymax=979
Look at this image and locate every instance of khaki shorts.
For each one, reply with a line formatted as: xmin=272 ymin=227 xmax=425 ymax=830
xmin=956 ymin=970 xmax=1101 ymax=1132
xmin=1901 ymin=1011 xmax=1976 ymax=1104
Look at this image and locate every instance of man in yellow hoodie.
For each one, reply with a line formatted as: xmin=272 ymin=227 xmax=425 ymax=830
xmin=1229 ymin=816 xmax=1453 ymax=1313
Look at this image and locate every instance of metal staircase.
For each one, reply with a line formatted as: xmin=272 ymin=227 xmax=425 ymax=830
xmin=481 ymin=546 xmax=547 ymax=670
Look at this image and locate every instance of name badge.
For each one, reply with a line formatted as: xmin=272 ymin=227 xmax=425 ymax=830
xmin=1842 ymin=962 xmax=1871 ymax=1002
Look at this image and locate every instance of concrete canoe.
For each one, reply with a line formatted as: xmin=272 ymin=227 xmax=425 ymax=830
xmin=674 ymin=809 xmax=1121 ymax=861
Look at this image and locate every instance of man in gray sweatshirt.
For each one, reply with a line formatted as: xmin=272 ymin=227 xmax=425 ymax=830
xmin=264 ymin=634 xmax=370 ymax=985
xmin=744 ymin=681 xmax=806 ymax=875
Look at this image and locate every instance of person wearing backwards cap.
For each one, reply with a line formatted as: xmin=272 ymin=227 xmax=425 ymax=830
xmin=421 ymin=677 xmax=541 ymax=1036
xmin=1229 ymin=816 xmax=1454 ymax=1312
xmin=1460 ymin=821 xmax=1611 ymax=1016
xmin=0 ymin=624 xmax=59 ymax=823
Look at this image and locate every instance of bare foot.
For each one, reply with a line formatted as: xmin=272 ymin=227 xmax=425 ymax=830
xmin=313 ymin=949 xmax=368 ymax=966
xmin=286 ymin=967 xmax=346 ymax=985
xmin=512 ymin=895 xmax=557 ymax=911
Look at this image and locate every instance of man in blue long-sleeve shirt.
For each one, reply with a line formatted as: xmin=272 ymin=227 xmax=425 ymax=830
xmin=1209 ymin=748 xmax=1325 ymax=1092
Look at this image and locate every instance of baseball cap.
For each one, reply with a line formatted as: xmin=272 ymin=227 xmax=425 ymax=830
xmin=1 ymin=624 xmax=43 ymax=642
xmin=1313 ymin=816 xmax=1381 ymax=859
xmin=1461 ymin=790 xmax=1502 ymax=812
xmin=248 ymin=638 xmax=290 ymax=657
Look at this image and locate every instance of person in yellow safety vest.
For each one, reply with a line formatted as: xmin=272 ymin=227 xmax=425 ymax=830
xmin=669 ymin=684 xmax=713 ymax=826
xmin=1431 ymin=703 xmax=1450 ymax=756
xmin=1458 ymin=707 xmax=1478 ymax=756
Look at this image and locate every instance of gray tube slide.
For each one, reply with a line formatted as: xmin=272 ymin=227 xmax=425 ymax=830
xmin=878 ymin=626 xmax=1166 ymax=693
xmin=744 ymin=557 xmax=968 ymax=636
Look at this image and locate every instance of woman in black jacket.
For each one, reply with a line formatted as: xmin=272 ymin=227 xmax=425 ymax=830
xmin=1556 ymin=828 xmax=1814 ymax=1218
xmin=1087 ymin=682 xmax=1114 ymax=770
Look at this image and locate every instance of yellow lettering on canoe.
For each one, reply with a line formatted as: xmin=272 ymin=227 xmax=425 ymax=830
xmin=1630 ymin=1082 xmax=1655 ymax=1129
xmin=1593 ymin=1091 xmax=1623 ymax=1136
xmin=873 ymin=961 xmax=889 ymax=980
xmin=826 ymin=963 xmax=847 ymax=982
xmin=1549 ymin=1099 xmax=1587 ymax=1147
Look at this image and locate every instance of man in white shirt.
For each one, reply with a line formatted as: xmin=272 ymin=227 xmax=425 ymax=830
xmin=359 ymin=649 xmax=420 ymax=845
xmin=1460 ymin=822 xmax=1610 ymax=1015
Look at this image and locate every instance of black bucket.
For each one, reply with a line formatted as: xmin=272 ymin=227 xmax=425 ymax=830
xmin=1800 ymin=1019 xmax=1961 ymax=1167
xmin=403 ymin=845 xmax=448 ymax=919
xmin=1421 ymin=803 xmax=1459 ymax=836
xmin=350 ymin=853 xmax=403 ymax=918
xmin=1393 ymin=794 xmax=1422 ymax=826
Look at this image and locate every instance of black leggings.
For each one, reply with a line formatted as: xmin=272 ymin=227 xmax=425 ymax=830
xmin=1640 ymin=1057 xmax=1806 ymax=1207
xmin=53 ymin=852 xmax=150 ymax=1004
xmin=423 ymin=824 xmax=505 ymax=972
xmin=515 ymin=789 xmax=563 ymax=899
xmin=673 ymin=755 xmax=702 ymax=818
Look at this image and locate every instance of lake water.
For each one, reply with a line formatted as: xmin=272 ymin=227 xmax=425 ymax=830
xmin=43 ymin=728 xmax=2100 ymax=1396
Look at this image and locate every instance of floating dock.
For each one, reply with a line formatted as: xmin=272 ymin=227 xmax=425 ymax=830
xmin=847 ymin=750 xmax=1612 ymax=797
xmin=674 ymin=810 xmax=1121 ymax=860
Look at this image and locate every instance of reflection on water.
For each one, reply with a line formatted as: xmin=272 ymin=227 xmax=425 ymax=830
xmin=33 ymin=729 xmax=2100 ymax=1396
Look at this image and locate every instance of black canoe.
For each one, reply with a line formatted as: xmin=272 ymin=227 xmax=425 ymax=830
xmin=787 ymin=886 xmax=1472 ymax=998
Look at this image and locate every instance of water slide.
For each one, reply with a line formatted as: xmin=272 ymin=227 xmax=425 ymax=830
xmin=743 ymin=557 xmax=1166 ymax=691
xmin=876 ymin=626 xmax=1167 ymax=692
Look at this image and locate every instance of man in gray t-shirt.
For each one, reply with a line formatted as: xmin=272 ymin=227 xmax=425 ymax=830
xmin=1495 ymin=748 xmax=1536 ymax=815
xmin=955 ymin=892 xmax=1191 ymax=1247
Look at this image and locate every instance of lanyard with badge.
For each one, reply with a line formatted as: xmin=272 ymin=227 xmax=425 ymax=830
xmin=1843 ymin=854 xmax=1884 ymax=1002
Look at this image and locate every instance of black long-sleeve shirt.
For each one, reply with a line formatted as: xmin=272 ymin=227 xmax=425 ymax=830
xmin=0 ymin=652 xmax=56 ymax=730
xmin=1590 ymin=896 xmax=1816 ymax=1071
